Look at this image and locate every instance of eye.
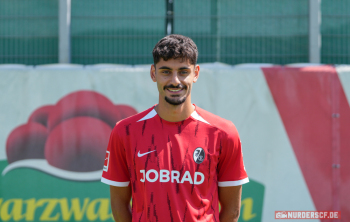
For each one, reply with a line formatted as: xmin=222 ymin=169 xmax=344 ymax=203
xmin=161 ymin=70 xmax=170 ymax=74
xmin=180 ymin=70 xmax=189 ymax=75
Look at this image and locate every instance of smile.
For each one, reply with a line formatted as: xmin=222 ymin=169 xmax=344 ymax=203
xmin=167 ymin=88 xmax=183 ymax=92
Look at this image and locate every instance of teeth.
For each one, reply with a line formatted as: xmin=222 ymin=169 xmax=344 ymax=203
xmin=168 ymin=88 xmax=182 ymax=92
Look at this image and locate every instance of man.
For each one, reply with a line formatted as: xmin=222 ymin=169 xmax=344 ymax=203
xmin=101 ymin=34 xmax=248 ymax=222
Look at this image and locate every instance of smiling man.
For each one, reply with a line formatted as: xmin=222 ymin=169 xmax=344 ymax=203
xmin=101 ymin=34 xmax=249 ymax=222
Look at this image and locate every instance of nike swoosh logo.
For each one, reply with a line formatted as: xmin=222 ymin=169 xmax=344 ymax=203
xmin=137 ymin=150 xmax=156 ymax=157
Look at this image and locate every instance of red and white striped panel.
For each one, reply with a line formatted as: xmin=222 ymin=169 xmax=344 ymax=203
xmin=194 ymin=65 xmax=350 ymax=222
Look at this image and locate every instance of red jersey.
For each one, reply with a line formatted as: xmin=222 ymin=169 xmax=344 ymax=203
xmin=101 ymin=105 xmax=248 ymax=222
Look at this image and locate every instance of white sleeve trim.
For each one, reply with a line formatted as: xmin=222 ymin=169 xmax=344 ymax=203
xmin=218 ymin=177 xmax=249 ymax=187
xmin=101 ymin=177 xmax=130 ymax=187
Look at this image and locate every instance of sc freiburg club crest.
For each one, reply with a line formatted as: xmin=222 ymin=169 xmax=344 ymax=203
xmin=193 ymin=147 xmax=205 ymax=164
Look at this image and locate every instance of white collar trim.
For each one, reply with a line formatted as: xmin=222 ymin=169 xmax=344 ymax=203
xmin=137 ymin=109 xmax=157 ymax=122
xmin=137 ymin=109 xmax=210 ymax=125
xmin=191 ymin=111 xmax=210 ymax=125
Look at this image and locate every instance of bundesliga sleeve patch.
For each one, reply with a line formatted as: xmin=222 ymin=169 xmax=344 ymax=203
xmin=103 ymin=151 xmax=110 ymax=172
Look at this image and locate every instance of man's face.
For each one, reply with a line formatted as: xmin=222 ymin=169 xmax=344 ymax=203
xmin=150 ymin=58 xmax=200 ymax=106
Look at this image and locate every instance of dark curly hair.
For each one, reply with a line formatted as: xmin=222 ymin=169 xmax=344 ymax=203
xmin=152 ymin=34 xmax=198 ymax=66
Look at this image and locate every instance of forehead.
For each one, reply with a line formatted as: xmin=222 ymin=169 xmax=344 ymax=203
xmin=156 ymin=58 xmax=194 ymax=69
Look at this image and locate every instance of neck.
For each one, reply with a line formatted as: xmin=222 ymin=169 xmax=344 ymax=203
xmin=155 ymin=97 xmax=195 ymax=122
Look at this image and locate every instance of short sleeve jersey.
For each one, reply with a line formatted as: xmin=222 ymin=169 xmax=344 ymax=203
xmin=101 ymin=105 xmax=248 ymax=222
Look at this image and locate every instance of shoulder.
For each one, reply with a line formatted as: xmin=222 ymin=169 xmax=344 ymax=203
xmin=195 ymin=106 xmax=239 ymax=137
xmin=112 ymin=106 xmax=154 ymax=134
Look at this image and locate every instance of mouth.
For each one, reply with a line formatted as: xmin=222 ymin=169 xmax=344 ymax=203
xmin=167 ymin=88 xmax=183 ymax=92
xmin=164 ymin=85 xmax=186 ymax=94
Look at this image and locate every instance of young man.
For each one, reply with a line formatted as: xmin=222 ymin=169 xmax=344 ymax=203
xmin=101 ymin=34 xmax=248 ymax=222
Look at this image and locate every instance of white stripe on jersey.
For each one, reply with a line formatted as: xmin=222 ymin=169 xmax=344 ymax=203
xmin=137 ymin=108 xmax=210 ymax=125
xmin=137 ymin=109 xmax=157 ymax=122
xmin=101 ymin=177 xmax=130 ymax=187
xmin=191 ymin=111 xmax=210 ymax=125
xmin=218 ymin=177 xmax=249 ymax=187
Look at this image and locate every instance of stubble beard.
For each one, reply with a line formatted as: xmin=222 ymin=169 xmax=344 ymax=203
xmin=163 ymin=84 xmax=189 ymax=106
xmin=165 ymin=95 xmax=187 ymax=105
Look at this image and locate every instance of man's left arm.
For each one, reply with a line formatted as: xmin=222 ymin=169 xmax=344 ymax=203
xmin=219 ymin=185 xmax=242 ymax=222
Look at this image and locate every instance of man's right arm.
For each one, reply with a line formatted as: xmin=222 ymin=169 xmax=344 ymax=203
xmin=110 ymin=185 xmax=132 ymax=222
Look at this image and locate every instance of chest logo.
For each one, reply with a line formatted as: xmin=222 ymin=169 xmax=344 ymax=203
xmin=137 ymin=150 xmax=156 ymax=157
xmin=193 ymin=147 xmax=205 ymax=164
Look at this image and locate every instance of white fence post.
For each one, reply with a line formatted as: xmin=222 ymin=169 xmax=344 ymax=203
xmin=309 ymin=0 xmax=321 ymax=63
xmin=59 ymin=0 xmax=71 ymax=63
xmin=211 ymin=0 xmax=220 ymax=62
xmin=166 ymin=0 xmax=174 ymax=35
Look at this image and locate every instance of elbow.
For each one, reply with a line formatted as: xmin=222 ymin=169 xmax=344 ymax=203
xmin=220 ymin=207 xmax=240 ymax=222
xmin=230 ymin=209 xmax=240 ymax=221
xmin=110 ymin=199 xmax=131 ymax=220
xmin=233 ymin=210 xmax=240 ymax=221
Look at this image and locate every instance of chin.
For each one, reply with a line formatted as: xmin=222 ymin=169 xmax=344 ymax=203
xmin=165 ymin=96 xmax=187 ymax=106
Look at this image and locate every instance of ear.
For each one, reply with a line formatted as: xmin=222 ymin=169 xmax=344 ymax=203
xmin=193 ymin=65 xmax=200 ymax=83
xmin=150 ymin=64 xmax=157 ymax=82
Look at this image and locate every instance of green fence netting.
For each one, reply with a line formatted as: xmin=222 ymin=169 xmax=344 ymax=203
xmin=71 ymin=0 xmax=165 ymax=65
xmin=322 ymin=0 xmax=350 ymax=64
xmin=0 ymin=0 xmax=58 ymax=65
xmin=174 ymin=0 xmax=309 ymax=65
xmin=0 ymin=0 xmax=349 ymax=65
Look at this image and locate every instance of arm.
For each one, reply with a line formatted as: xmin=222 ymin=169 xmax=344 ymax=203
xmin=219 ymin=185 xmax=242 ymax=222
xmin=110 ymin=185 xmax=132 ymax=222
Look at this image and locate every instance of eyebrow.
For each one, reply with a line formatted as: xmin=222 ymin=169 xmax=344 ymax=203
xmin=158 ymin=66 xmax=191 ymax=70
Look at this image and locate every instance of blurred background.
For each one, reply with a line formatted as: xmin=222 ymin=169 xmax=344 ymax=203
xmin=0 ymin=1 xmax=349 ymax=222
xmin=0 ymin=0 xmax=349 ymax=66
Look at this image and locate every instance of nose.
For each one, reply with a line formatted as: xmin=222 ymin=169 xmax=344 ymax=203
xmin=169 ymin=72 xmax=181 ymax=86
